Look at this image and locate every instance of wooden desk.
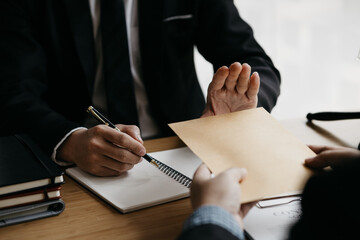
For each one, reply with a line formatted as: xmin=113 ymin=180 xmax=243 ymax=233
xmin=1 ymin=136 xmax=189 ymax=240
xmin=1 ymin=118 xmax=359 ymax=240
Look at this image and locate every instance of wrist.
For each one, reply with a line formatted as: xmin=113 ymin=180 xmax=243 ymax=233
xmin=57 ymin=128 xmax=87 ymax=163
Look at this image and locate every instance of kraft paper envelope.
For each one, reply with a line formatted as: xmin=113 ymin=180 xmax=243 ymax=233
xmin=169 ymin=108 xmax=315 ymax=203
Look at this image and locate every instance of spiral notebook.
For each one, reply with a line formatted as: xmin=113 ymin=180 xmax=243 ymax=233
xmin=66 ymin=147 xmax=202 ymax=213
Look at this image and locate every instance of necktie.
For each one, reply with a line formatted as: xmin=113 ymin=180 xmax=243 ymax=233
xmin=100 ymin=0 xmax=138 ymax=125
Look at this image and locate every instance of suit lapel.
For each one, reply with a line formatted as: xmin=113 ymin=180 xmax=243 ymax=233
xmin=63 ymin=0 xmax=96 ymax=96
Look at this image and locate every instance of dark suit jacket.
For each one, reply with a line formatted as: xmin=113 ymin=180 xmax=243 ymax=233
xmin=0 ymin=0 xmax=281 ymax=155
xmin=288 ymin=157 xmax=360 ymax=240
xmin=178 ymin=224 xmax=242 ymax=240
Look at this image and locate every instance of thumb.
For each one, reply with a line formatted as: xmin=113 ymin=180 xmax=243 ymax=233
xmin=227 ymin=167 xmax=248 ymax=183
xmin=193 ymin=164 xmax=212 ymax=183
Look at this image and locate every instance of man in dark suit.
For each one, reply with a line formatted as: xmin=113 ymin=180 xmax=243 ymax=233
xmin=0 ymin=0 xmax=280 ymax=176
xmin=178 ymin=146 xmax=360 ymax=240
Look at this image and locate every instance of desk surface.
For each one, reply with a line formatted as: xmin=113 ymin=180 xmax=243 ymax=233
xmin=1 ymin=136 xmax=189 ymax=240
xmin=1 ymin=118 xmax=359 ymax=240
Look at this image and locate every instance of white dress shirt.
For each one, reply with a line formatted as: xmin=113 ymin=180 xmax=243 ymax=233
xmin=88 ymin=0 xmax=160 ymax=138
xmin=52 ymin=0 xmax=159 ymax=164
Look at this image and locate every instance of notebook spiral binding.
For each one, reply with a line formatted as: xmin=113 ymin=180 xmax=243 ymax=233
xmin=152 ymin=159 xmax=192 ymax=188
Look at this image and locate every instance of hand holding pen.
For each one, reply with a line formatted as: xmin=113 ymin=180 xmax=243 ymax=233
xmin=56 ymin=108 xmax=149 ymax=177
xmin=87 ymin=106 xmax=158 ymax=167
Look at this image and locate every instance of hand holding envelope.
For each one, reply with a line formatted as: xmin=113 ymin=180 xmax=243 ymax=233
xmin=169 ymin=107 xmax=315 ymax=203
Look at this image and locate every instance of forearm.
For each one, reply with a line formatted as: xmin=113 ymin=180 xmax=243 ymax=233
xmin=0 ymin=76 xmax=81 ymax=155
xmin=0 ymin=94 xmax=82 ymax=156
xmin=0 ymin=59 xmax=81 ymax=155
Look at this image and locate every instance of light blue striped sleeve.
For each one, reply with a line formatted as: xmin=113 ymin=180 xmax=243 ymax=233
xmin=182 ymin=205 xmax=245 ymax=240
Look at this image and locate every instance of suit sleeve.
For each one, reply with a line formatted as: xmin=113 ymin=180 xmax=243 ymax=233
xmin=0 ymin=0 xmax=81 ymax=155
xmin=177 ymin=205 xmax=245 ymax=240
xmin=178 ymin=224 xmax=243 ymax=240
xmin=195 ymin=0 xmax=281 ymax=111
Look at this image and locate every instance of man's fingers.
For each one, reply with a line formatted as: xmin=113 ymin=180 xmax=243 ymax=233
xmin=193 ymin=164 xmax=212 ymax=183
xmin=80 ymin=154 xmax=131 ymax=177
xmin=104 ymin=144 xmax=142 ymax=165
xmin=240 ymin=202 xmax=256 ymax=218
xmin=225 ymin=62 xmax=242 ymax=90
xmin=246 ymin=72 xmax=260 ymax=100
xmin=306 ymin=145 xmax=345 ymax=168
xmin=304 ymin=154 xmax=332 ymax=169
xmin=307 ymin=145 xmax=333 ymax=154
xmin=79 ymin=146 xmax=138 ymax=176
xmin=100 ymin=156 xmax=136 ymax=173
xmin=117 ymin=124 xmax=143 ymax=144
xmin=208 ymin=66 xmax=229 ymax=91
xmin=236 ymin=63 xmax=251 ymax=94
xmin=99 ymin=126 xmax=146 ymax=157
xmin=86 ymin=126 xmax=143 ymax=165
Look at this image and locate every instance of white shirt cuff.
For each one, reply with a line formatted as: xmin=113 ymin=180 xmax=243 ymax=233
xmin=51 ymin=127 xmax=87 ymax=166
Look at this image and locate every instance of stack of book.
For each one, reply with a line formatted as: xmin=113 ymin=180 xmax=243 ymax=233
xmin=0 ymin=135 xmax=65 ymax=227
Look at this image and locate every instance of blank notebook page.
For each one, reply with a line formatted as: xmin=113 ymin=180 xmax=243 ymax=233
xmin=66 ymin=147 xmax=202 ymax=213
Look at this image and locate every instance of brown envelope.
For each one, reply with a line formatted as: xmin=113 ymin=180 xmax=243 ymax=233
xmin=169 ymin=108 xmax=315 ymax=203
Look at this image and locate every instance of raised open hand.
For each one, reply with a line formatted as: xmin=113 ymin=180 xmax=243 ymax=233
xmin=202 ymin=62 xmax=260 ymax=117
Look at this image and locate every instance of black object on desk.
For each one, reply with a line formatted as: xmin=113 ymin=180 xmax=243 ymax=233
xmin=306 ymin=111 xmax=360 ymax=150
xmin=306 ymin=111 xmax=360 ymax=121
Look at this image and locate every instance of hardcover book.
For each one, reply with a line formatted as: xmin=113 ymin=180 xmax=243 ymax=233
xmin=0 ymin=135 xmax=64 ymax=197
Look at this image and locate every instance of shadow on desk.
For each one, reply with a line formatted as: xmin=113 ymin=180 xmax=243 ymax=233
xmin=306 ymin=122 xmax=350 ymax=147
